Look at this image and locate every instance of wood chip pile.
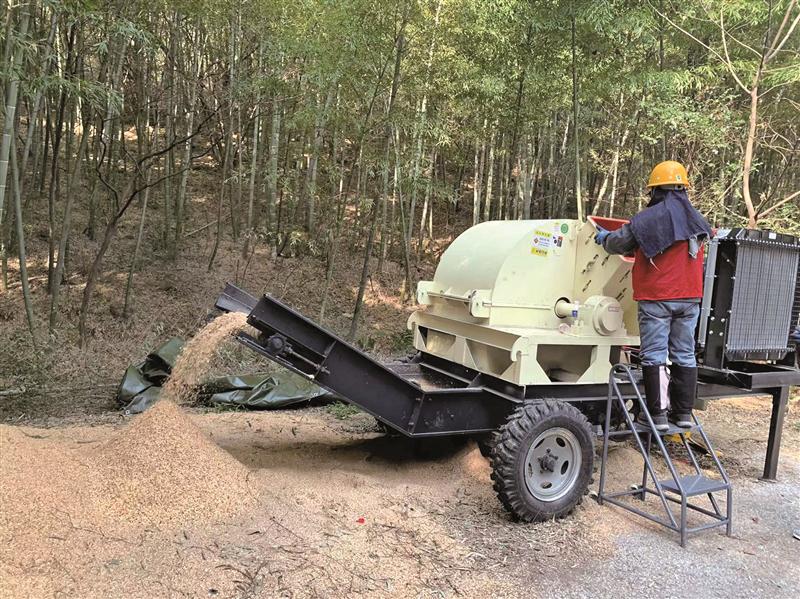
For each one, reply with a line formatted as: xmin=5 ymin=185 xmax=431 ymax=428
xmin=0 ymin=400 xmax=256 ymax=537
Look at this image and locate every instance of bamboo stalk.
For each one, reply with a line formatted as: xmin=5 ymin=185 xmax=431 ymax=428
xmin=0 ymin=3 xmax=31 ymax=291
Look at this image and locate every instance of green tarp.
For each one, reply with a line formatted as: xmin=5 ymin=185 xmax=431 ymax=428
xmin=118 ymin=337 xmax=328 ymax=414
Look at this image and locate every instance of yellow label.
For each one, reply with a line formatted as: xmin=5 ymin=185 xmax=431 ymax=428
xmin=531 ymin=229 xmax=552 ymax=257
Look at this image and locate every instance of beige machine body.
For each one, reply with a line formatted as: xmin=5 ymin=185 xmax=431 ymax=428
xmin=408 ymin=219 xmax=639 ymax=386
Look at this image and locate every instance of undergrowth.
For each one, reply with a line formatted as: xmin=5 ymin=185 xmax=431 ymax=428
xmin=326 ymin=401 xmax=361 ymax=420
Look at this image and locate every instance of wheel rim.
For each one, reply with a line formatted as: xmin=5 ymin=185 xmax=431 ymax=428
xmin=524 ymin=427 xmax=582 ymax=502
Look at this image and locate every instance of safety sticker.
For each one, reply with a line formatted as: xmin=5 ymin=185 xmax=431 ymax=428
xmin=531 ymin=229 xmax=552 ymax=257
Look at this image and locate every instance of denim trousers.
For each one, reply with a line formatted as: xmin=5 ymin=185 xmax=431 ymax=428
xmin=638 ymin=300 xmax=700 ymax=367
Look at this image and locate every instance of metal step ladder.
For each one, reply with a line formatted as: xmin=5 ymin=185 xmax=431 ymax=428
xmin=597 ymin=363 xmax=732 ymax=547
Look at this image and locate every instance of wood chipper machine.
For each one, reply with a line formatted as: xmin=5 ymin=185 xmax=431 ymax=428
xmin=217 ymin=218 xmax=800 ymax=523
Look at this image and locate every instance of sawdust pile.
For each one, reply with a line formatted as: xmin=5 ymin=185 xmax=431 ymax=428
xmin=95 ymin=399 xmax=256 ymax=528
xmin=0 ymin=411 xmax=513 ymax=597
xmin=0 ymin=400 xmax=256 ymax=541
xmin=162 ymin=310 xmax=249 ymax=404
xmin=0 ymin=404 xmax=259 ymax=597
xmin=0 ymin=401 xmax=630 ymax=597
xmin=1 ymin=313 xmax=256 ymax=543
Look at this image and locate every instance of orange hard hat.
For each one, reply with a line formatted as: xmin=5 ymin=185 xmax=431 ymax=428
xmin=647 ymin=160 xmax=690 ymax=188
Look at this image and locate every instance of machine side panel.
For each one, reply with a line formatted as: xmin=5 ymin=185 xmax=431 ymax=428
xmin=490 ymin=220 xmax=580 ymax=328
xmin=580 ymin=218 xmax=638 ymax=335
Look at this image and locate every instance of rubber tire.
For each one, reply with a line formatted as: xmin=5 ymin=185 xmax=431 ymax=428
xmin=476 ymin=432 xmax=500 ymax=459
xmin=490 ymin=399 xmax=594 ymax=522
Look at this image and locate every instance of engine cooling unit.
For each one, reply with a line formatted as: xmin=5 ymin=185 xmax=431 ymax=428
xmin=698 ymin=228 xmax=800 ymax=370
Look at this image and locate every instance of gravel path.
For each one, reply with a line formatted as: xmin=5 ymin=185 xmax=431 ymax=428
xmin=551 ymin=461 xmax=800 ymax=599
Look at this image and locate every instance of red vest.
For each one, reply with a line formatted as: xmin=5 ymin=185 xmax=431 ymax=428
xmin=632 ymin=241 xmax=704 ymax=301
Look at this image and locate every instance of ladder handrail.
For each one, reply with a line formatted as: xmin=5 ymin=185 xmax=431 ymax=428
xmin=691 ymin=412 xmax=731 ymax=486
xmin=610 ymin=364 xmax=687 ymax=497
xmin=606 ymin=364 xmax=678 ymax=527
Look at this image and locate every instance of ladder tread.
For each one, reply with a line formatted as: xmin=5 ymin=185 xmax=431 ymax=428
xmin=658 ymin=474 xmax=729 ymax=496
xmin=630 ymin=421 xmax=701 ymax=436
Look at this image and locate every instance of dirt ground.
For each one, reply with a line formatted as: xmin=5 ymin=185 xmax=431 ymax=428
xmin=1 ymin=393 xmax=798 ymax=598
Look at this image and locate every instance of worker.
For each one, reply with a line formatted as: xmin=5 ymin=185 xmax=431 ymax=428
xmin=595 ymin=160 xmax=712 ymax=431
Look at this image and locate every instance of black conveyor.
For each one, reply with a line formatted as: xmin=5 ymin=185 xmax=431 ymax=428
xmin=216 ymin=283 xmax=513 ymax=437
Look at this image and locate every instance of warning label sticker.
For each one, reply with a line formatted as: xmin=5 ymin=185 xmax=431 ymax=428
xmin=531 ymin=229 xmax=552 ymax=257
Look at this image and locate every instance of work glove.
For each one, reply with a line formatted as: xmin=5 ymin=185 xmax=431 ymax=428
xmin=594 ymin=227 xmax=610 ymax=246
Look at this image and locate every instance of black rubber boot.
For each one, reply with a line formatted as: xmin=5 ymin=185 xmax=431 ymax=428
xmin=669 ymin=365 xmax=697 ymax=428
xmin=636 ymin=365 xmax=669 ymax=432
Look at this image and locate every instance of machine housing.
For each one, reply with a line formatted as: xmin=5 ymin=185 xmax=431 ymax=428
xmin=409 ymin=218 xmax=636 ymax=386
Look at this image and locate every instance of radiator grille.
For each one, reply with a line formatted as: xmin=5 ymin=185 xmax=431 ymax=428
xmin=727 ymin=240 xmax=799 ymax=360
xmin=791 ymin=258 xmax=800 ymax=336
